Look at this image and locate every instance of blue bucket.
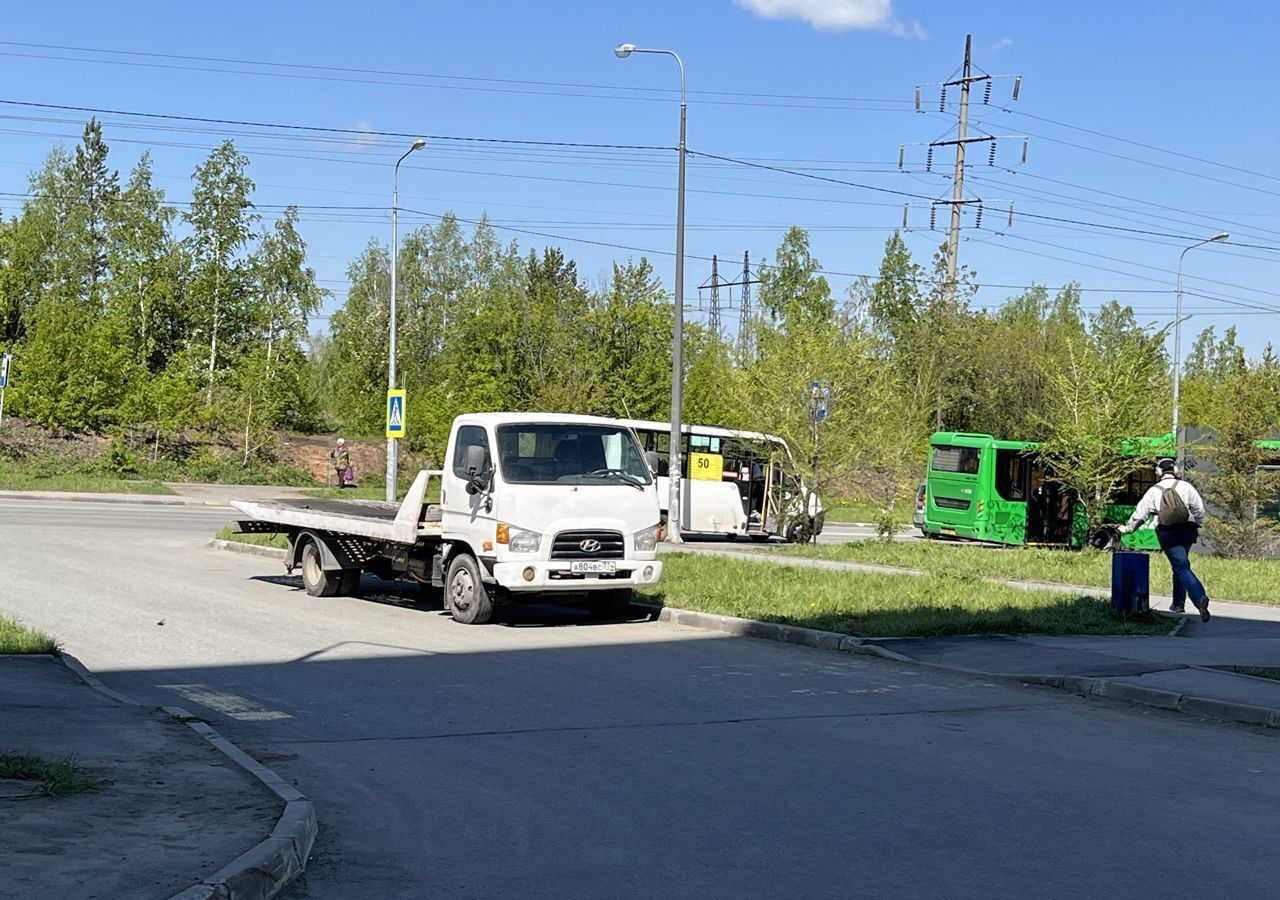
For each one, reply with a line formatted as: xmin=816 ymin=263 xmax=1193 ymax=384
xmin=1111 ymin=552 xmax=1150 ymax=614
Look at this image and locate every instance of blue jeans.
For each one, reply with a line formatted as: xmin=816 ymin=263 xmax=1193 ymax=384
xmin=1162 ymin=542 xmax=1207 ymax=610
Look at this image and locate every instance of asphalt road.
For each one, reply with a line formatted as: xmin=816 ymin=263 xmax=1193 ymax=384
xmin=2 ymin=498 xmax=1278 ymax=899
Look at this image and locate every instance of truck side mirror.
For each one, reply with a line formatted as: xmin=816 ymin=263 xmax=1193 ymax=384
xmin=464 ymin=445 xmax=491 ymax=496
xmin=644 ymin=451 xmax=660 ymax=475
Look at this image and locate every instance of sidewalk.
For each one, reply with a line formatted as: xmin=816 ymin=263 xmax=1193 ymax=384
xmin=658 ymin=545 xmax=1280 ymax=729
xmin=0 ymin=654 xmax=297 ymax=899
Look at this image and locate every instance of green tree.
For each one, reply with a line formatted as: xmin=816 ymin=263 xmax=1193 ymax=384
xmin=757 ymin=226 xmax=834 ymax=331
xmin=592 ymin=258 xmax=672 ymax=419
xmin=184 ymin=141 xmax=257 ymax=404
xmin=1200 ymin=366 xmax=1280 ymax=558
xmin=105 ymin=153 xmax=182 ymax=372
xmin=325 ymin=239 xmax=390 ymax=434
xmin=70 ymin=118 xmax=119 ymax=304
xmin=1034 ymin=323 xmax=1170 ymax=534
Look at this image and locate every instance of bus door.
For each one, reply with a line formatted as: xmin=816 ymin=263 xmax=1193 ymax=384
xmin=684 ymin=434 xmax=746 ymax=534
xmin=990 ymin=447 xmax=1033 ymax=544
xmin=1024 ymin=458 xmax=1075 ymax=545
xmin=723 ymin=442 xmax=771 ymax=533
xmin=927 ymin=443 xmax=984 ymax=536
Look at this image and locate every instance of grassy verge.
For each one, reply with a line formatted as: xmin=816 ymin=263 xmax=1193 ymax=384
xmin=776 ymin=541 xmax=1280 ymax=607
xmin=0 ymin=752 xmax=100 ymax=797
xmin=0 ymin=472 xmax=173 ymax=494
xmin=1213 ymin=666 xmax=1280 ymax=682
xmin=215 ymin=525 xmax=289 ymax=550
xmin=0 ymin=615 xmax=59 ymax=654
xmin=302 ymin=484 xmax=389 ymax=500
xmin=638 ymin=553 xmax=1174 ymax=638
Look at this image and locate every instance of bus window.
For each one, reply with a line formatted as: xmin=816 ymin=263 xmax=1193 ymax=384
xmin=652 ymin=432 xmax=670 ymax=476
xmin=932 ymin=446 xmax=981 ymax=474
xmin=1114 ymin=467 xmax=1158 ymax=506
xmin=688 ymin=434 xmax=721 ymax=454
xmin=995 ymin=450 xmax=1030 ymax=501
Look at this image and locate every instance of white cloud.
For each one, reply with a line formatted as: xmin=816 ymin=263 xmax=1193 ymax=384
xmin=991 ymin=37 xmax=1014 ymax=51
xmin=736 ymin=0 xmax=926 ymax=37
xmin=336 ymin=120 xmax=385 ymax=152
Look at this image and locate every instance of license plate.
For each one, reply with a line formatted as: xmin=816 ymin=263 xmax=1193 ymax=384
xmin=942 ymin=528 xmax=956 ymax=535
xmin=571 ymin=560 xmax=617 ymax=574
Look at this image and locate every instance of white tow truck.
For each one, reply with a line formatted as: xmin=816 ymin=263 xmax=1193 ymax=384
xmin=231 ymin=413 xmax=664 ymax=624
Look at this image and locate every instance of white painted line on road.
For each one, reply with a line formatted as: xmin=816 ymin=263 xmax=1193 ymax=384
xmin=159 ymin=683 xmax=293 ymax=722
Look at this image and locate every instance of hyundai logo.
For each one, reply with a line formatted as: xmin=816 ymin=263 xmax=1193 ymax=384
xmin=579 ymin=539 xmax=602 ymax=554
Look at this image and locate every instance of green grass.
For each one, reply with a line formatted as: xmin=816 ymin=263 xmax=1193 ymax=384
xmin=1213 ymin=666 xmax=1280 ymax=682
xmin=0 ymin=615 xmax=59 ymax=654
xmin=638 ymin=553 xmax=1175 ymax=638
xmin=0 ymin=752 xmax=101 ymax=797
xmin=215 ymin=525 xmax=289 ymax=550
xmin=302 ymin=484 xmax=390 ymax=500
xmin=0 ymin=472 xmax=173 ymax=494
xmin=776 ymin=540 xmax=1280 ymax=606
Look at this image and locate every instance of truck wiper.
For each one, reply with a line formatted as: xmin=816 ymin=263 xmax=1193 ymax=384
xmin=586 ymin=468 xmax=646 ymax=491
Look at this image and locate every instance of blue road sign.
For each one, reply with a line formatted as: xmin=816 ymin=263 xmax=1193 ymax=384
xmin=386 ymin=389 xmax=406 ymax=438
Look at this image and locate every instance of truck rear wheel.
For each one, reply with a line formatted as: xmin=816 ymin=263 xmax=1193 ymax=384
xmin=300 ymin=540 xmax=342 ymax=598
xmin=445 ymin=554 xmax=494 ymax=625
xmin=588 ymin=589 xmax=634 ymax=620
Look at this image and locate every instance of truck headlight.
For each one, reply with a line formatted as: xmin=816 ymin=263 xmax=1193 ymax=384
xmin=634 ymin=523 xmax=660 ymax=552
xmin=508 ymin=529 xmax=541 ymax=553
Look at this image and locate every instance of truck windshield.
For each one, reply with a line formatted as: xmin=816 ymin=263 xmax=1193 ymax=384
xmin=496 ymin=424 xmax=652 ymax=486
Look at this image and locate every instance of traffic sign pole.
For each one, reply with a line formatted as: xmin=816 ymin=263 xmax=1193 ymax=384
xmin=0 ymin=353 xmax=10 ymax=429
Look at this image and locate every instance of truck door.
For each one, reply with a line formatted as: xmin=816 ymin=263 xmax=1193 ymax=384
xmin=441 ymin=424 xmax=497 ymax=546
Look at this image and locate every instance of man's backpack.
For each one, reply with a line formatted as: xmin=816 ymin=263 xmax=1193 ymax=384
xmin=1158 ymin=484 xmax=1191 ymax=527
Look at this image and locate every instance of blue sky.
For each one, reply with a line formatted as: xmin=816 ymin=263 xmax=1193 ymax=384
xmin=3 ymin=1 xmax=1280 ymax=355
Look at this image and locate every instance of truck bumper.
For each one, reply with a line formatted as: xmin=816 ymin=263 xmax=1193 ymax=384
xmin=492 ymin=560 xmax=663 ymax=592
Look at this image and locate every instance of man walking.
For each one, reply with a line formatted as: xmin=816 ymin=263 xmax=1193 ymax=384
xmin=1119 ymin=458 xmax=1210 ymax=621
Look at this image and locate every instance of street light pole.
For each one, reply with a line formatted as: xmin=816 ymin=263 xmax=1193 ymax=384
xmin=615 ymin=42 xmax=686 ymax=543
xmin=386 ymin=138 xmax=426 ymax=503
xmin=1172 ymin=230 xmax=1229 ymax=458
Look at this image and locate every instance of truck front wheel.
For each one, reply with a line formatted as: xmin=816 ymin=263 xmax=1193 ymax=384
xmin=300 ymin=540 xmax=342 ymax=598
xmin=445 ymin=554 xmax=494 ymax=625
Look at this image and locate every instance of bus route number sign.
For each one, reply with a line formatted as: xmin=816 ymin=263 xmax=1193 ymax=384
xmin=689 ymin=452 xmax=723 ymax=481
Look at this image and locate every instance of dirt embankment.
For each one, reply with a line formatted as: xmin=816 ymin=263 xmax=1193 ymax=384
xmin=277 ymin=435 xmax=386 ymax=484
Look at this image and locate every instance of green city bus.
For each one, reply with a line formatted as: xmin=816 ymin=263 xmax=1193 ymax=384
xmin=922 ymin=432 xmax=1171 ymax=550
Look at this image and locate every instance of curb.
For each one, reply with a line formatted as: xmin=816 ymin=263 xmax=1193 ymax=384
xmin=0 ymin=490 xmax=226 ymax=508
xmin=652 ymin=605 xmax=1280 ymax=730
xmin=55 ymin=653 xmax=316 ymax=900
xmin=209 ymin=539 xmax=288 ymax=561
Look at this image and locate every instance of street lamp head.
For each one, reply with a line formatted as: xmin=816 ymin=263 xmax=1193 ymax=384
xmin=1210 ymin=231 xmax=1229 ymax=242
xmin=614 ymin=43 xmax=636 ymax=59
xmin=410 ymin=138 xmax=426 ymax=151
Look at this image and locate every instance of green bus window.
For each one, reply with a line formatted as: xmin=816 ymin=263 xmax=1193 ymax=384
xmin=995 ymin=450 xmax=1029 ymax=501
xmin=932 ymin=446 xmax=981 ymax=474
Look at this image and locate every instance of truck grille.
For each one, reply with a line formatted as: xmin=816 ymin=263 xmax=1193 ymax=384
xmin=550 ymin=529 xmax=625 ymax=560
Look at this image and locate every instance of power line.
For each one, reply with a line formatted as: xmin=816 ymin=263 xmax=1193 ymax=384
xmin=969 ymin=113 xmax=1280 ymax=201
xmin=0 ymin=43 xmax=914 ymax=112
xmin=0 ymin=99 xmax=672 ymax=151
xmin=1000 ymin=108 xmax=1280 ymax=186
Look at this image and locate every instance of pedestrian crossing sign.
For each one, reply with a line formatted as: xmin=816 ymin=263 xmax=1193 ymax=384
xmin=386 ymin=390 xmax=406 ymax=439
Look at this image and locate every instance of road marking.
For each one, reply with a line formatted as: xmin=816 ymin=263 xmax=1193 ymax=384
xmin=159 ymin=683 xmax=293 ymax=721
